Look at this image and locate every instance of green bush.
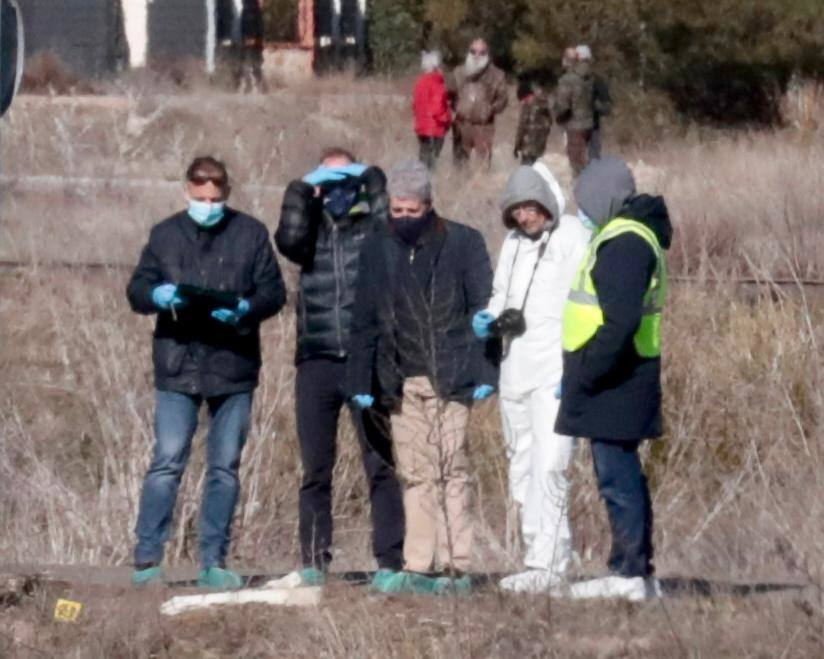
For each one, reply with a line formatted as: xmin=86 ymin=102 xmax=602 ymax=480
xmin=367 ymin=0 xmax=421 ymax=74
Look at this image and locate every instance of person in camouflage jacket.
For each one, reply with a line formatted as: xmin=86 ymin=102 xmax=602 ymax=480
xmin=513 ymin=79 xmax=553 ymax=165
xmin=577 ymin=45 xmax=612 ymax=160
xmin=553 ymin=48 xmax=595 ymax=176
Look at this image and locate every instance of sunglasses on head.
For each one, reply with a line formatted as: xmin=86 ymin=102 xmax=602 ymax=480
xmin=188 ymin=173 xmax=227 ymax=186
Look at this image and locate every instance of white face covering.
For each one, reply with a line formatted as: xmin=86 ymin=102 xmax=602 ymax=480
xmin=465 ymin=52 xmax=489 ymax=76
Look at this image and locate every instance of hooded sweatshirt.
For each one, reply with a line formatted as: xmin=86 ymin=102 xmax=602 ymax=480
xmin=556 ymin=157 xmax=673 ymax=441
xmin=487 ymin=165 xmax=590 ymax=398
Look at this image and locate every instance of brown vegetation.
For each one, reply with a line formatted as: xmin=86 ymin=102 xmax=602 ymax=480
xmin=1 ymin=75 xmax=823 ymax=656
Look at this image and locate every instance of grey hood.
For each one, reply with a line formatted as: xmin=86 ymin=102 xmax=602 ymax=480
xmin=574 ymin=156 xmax=636 ymax=227
xmin=500 ymin=165 xmax=560 ymax=230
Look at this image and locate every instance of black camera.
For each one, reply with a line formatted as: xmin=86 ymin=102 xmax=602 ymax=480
xmin=489 ymin=308 xmax=527 ymax=339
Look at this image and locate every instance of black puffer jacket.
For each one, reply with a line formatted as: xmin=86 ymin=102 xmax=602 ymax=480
xmin=275 ymin=167 xmax=388 ymax=364
xmin=347 ymin=216 xmax=497 ymax=409
xmin=556 ymin=194 xmax=672 ymax=441
xmin=127 ymin=209 xmax=286 ymax=398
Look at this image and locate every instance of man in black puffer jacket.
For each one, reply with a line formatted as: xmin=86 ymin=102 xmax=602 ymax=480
xmin=127 ymin=157 xmax=286 ymax=590
xmin=275 ymin=147 xmax=404 ymax=586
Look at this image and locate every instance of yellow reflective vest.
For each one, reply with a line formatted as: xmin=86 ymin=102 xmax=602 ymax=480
xmin=561 ymin=218 xmax=667 ymax=358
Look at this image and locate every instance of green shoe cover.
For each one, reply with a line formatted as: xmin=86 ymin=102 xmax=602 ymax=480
xmin=132 ymin=565 xmax=164 ymax=587
xmin=299 ymin=567 xmax=326 ymax=586
xmin=372 ymin=570 xmax=439 ymax=595
xmin=370 ymin=568 xmax=399 ymax=591
xmin=197 ymin=566 xmax=244 ymax=590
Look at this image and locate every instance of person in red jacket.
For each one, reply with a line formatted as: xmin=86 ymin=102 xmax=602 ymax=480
xmin=413 ymin=50 xmax=452 ymax=170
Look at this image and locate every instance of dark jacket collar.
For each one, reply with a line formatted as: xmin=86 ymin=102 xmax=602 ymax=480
xmin=176 ymin=207 xmax=236 ymax=242
xmin=619 ymin=195 xmax=673 ymax=250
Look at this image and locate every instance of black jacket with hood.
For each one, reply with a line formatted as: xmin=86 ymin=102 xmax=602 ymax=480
xmin=346 ymin=214 xmax=497 ymax=410
xmin=556 ymin=157 xmax=673 ymax=441
xmin=275 ymin=167 xmax=389 ymax=364
xmin=127 ymin=209 xmax=286 ymax=398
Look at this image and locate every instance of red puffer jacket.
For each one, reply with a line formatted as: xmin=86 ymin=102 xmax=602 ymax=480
xmin=413 ymin=71 xmax=452 ymax=138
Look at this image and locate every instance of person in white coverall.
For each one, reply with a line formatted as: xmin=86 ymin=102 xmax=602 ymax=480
xmin=473 ymin=162 xmax=590 ymax=593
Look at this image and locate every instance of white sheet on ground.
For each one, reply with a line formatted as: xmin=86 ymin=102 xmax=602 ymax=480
xmin=160 ymin=571 xmax=321 ymax=616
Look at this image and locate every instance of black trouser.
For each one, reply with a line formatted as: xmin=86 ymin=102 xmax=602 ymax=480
xmin=296 ymin=357 xmax=404 ymax=571
xmin=589 ymin=126 xmax=603 ymax=160
xmin=417 ymin=136 xmax=444 ymax=170
xmin=591 ymin=439 xmax=654 ymax=577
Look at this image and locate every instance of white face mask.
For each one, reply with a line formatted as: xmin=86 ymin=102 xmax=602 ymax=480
xmin=465 ymin=53 xmax=489 ymax=76
xmin=577 ymin=208 xmax=598 ymax=232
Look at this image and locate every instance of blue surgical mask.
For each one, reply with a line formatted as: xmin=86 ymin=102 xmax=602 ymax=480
xmin=577 ymin=208 xmax=598 ymax=232
xmin=188 ymin=199 xmax=225 ymax=227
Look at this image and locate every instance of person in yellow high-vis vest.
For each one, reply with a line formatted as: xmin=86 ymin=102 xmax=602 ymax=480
xmin=554 ymin=157 xmax=673 ymax=602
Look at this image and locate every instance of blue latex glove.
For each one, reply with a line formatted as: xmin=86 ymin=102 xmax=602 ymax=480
xmin=152 ymin=283 xmax=185 ymax=310
xmin=303 ymin=163 xmax=367 ymax=186
xmin=473 ymin=384 xmax=495 ymax=401
xmin=554 ymin=383 xmax=562 ymax=400
xmin=472 ymin=310 xmax=496 ymax=339
xmin=211 ymin=299 xmax=250 ymax=326
xmin=351 ymin=394 xmax=375 ymax=410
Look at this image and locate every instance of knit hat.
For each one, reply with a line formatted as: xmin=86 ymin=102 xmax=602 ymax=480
xmin=387 ymin=159 xmax=432 ymax=201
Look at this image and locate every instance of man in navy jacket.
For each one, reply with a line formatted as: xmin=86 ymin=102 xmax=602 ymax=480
xmin=128 ymin=157 xmax=285 ymax=589
xmin=348 ymin=159 xmax=497 ymax=594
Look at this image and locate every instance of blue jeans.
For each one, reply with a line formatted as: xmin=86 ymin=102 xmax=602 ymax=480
xmin=591 ymin=439 xmax=654 ymax=577
xmin=134 ymin=390 xmax=252 ymax=569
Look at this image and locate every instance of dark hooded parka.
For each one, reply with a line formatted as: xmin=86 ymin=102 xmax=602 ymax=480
xmin=555 ymin=157 xmax=673 ymax=441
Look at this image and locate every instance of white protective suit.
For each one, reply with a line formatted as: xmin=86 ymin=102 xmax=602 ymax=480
xmin=487 ymin=162 xmax=590 ymax=581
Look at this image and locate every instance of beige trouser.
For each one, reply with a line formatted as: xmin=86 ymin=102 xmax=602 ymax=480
xmin=391 ymin=377 xmax=472 ymax=573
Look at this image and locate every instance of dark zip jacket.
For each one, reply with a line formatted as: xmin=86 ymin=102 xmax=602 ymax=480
xmin=127 ymin=209 xmax=286 ymax=398
xmin=275 ymin=167 xmax=388 ymax=364
xmin=347 ymin=215 xmax=497 ymax=409
xmin=556 ymin=194 xmax=672 ymax=441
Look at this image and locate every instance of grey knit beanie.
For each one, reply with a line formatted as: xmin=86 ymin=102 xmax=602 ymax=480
xmin=387 ymin=159 xmax=432 ymax=201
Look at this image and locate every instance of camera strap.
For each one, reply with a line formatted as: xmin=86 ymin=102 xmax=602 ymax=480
xmin=505 ymin=234 xmax=550 ymax=313
xmin=520 ymin=237 xmax=549 ymax=312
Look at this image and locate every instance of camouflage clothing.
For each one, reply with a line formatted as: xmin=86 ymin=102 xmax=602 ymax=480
xmin=553 ymin=62 xmax=595 ymax=132
xmin=514 ymin=92 xmax=553 ymax=163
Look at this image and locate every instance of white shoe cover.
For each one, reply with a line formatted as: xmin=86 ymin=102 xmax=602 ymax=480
xmin=565 ymin=576 xmax=661 ymax=602
xmin=499 ymin=569 xmax=563 ymax=594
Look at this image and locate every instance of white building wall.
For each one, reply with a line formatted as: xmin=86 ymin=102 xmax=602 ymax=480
xmin=121 ymin=0 xmax=149 ymax=68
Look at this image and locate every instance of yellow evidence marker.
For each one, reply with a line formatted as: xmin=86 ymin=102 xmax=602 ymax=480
xmin=54 ymin=598 xmax=83 ymax=622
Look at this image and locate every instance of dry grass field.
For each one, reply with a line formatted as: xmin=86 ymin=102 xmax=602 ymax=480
xmin=1 ymin=73 xmax=823 ymax=657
